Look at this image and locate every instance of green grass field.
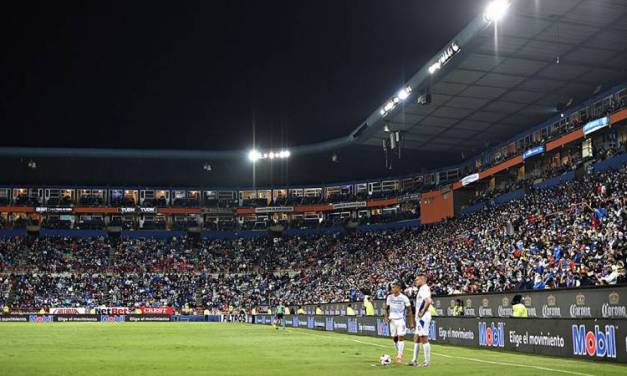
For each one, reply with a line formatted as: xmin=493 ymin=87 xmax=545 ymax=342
xmin=0 ymin=323 xmax=624 ymax=376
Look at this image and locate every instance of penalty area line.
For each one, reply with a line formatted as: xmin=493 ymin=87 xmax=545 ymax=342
xmin=287 ymin=328 xmax=593 ymax=376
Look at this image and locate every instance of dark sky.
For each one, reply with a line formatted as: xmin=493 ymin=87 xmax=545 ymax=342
xmin=0 ymin=1 xmax=485 ymax=187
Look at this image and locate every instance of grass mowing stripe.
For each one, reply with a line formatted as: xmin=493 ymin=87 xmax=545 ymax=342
xmin=434 ymin=352 xmax=593 ymax=376
xmin=287 ymin=327 xmax=595 ymax=376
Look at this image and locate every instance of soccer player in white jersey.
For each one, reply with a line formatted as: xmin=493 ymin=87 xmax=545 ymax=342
xmin=409 ymin=273 xmax=432 ymax=367
xmin=384 ymin=280 xmax=414 ymax=364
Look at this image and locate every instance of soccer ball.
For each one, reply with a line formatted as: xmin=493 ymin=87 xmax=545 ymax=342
xmin=379 ymin=354 xmax=392 ymax=366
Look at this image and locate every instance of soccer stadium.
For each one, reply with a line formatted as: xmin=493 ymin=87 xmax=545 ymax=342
xmin=1 ymin=0 xmax=626 ymax=375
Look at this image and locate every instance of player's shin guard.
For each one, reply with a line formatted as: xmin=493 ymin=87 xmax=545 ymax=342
xmin=397 ymin=340 xmax=404 ymax=356
xmin=423 ymin=343 xmax=431 ymax=363
xmin=412 ymin=343 xmax=419 ymax=362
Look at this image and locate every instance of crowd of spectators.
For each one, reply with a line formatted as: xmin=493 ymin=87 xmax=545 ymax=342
xmin=0 ymin=163 xmax=625 ymax=313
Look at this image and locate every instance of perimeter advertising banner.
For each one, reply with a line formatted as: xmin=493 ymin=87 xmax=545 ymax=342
xmin=254 ymin=315 xmax=626 ymax=363
xmin=0 ymin=314 xmax=172 ymax=322
xmin=299 ymin=286 xmax=627 ymax=319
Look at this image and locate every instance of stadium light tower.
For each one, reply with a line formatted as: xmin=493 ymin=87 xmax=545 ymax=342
xmin=484 ymin=0 xmax=510 ymax=23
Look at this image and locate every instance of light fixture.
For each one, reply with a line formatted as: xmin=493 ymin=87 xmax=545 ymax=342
xmin=484 ymin=0 xmax=510 ymax=23
xmin=248 ymin=149 xmax=290 ymax=162
xmin=248 ymin=149 xmax=261 ymax=162
xmin=397 ymin=87 xmax=412 ymax=100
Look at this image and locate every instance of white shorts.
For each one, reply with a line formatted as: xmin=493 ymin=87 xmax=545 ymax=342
xmin=415 ymin=312 xmax=432 ymax=337
xmin=389 ymin=318 xmax=407 ymax=337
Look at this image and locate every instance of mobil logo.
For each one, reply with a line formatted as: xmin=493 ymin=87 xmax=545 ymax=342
xmin=428 ymin=320 xmax=437 ymax=341
xmin=572 ymin=325 xmax=616 ymax=358
xmin=100 ymin=315 xmax=125 ymax=322
xmin=478 ymin=322 xmax=505 ymax=348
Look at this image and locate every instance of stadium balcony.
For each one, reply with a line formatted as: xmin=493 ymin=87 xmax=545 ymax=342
xmin=241 ymin=198 xmax=269 ymax=208
xmin=78 ymin=195 xmax=104 ymax=207
xmin=110 ymin=197 xmax=136 ymax=207
xmin=172 ymin=198 xmax=199 ymax=208
xmin=76 ymin=218 xmax=105 ymax=230
xmin=141 ymin=197 xmax=168 ymax=207
xmin=42 ymin=218 xmax=72 ymax=229
xmin=140 ymin=219 xmax=166 ymax=230
xmin=170 ymin=219 xmax=200 ymax=231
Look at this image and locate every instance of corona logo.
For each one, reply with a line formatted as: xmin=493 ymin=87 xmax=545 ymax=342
xmin=576 ymin=293 xmax=585 ymax=305
xmin=501 ymin=297 xmax=509 ymax=306
xmin=482 ymin=298 xmax=490 ymax=307
xmin=609 ymin=291 xmax=619 ymax=305
xmin=465 ymin=298 xmax=473 ymax=308
xmin=542 ymin=294 xmax=562 ymax=318
xmin=523 ymin=296 xmax=532 ymax=306
xmin=450 ymin=300 xmax=456 ymax=308
xmin=435 ymin=300 xmax=441 ymax=308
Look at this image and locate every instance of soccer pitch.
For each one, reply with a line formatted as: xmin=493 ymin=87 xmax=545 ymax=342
xmin=0 ymin=323 xmax=624 ymax=376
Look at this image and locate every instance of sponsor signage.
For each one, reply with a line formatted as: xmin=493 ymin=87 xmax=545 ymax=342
xmin=582 ymin=116 xmax=610 ymax=135
xmin=572 ymin=324 xmax=616 ymax=359
xmin=35 ymin=207 xmax=73 ymax=213
xmin=398 ymin=193 xmax=421 ymax=203
xmin=0 ymin=314 xmax=170 ymax=323
xmin=347 ymin=318 xmax=358 ymax=334
xmin=50 ymin=307 xmax=86 ymax=315
xmin=479 ymin=321 xmax=505 ymax=348
xmin=428 ymin=41 xmax=461 ymax=74
xmin=461 ymin=173 xmax=479 ymax=187
xmin=255 ymin=206 xmax=294 ymax=214
xmin=96 ymin=307 xmax=130 ymax=315
xmin=140 ymin=307 xmax=174 ymax=315
xmin=202 ymin=207 xmax=234 ymax=215
xmin=120 ymin=207 xmax=157 ymax=214
xmin=127 ymin=315 xmax=171 ymax=322
xmin=29 ymin=315 xmax=54 ymax=322
xmin=253 ymin=315 xmax=626 ymax=363
xmin=522 ymin=145 xmax=544 ymax=160
xmin=56 ymin=315 xmax=99 ymax=322
xmin=332 ymin=201 xmax=367 ymax=210
xmin=302 ymin=286 xmax=625 ymax=320
xmin=100 ymin=315 xmax=126 ymax=322
xmin=325 ymin=317 xmax=334 ymax=331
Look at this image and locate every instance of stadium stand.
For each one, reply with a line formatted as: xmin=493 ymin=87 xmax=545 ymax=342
xmin=0 ymin=157 xmax=624 ymax=312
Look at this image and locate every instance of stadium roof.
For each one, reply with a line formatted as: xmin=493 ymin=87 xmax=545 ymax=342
xmin=2 ymin=0 xmax=627 ymax=187
xmin=351 ymin=0 xmax=627 ymax=154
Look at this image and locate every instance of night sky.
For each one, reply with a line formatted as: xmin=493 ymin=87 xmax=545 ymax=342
xmin=0 ymin=1 xmax=485 ymax=187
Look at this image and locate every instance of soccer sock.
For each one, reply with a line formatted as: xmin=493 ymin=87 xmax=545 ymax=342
xmin=423 ymin=343 xmax=431 ymax=363
xmin=397 ymin=340 xmax=404 ymax=356
xmin=412 ymin=343 xmax=419 ymax=362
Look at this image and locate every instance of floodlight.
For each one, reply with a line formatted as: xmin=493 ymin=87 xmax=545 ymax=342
xmin=248 ymin=149 xmax=261 ymax=162
xmin=484 ymin=0 xmax=510 ymax=23
xmin=428 ymin=62 xmax=440 ymax=74
xmin=397 ymin=87 xmax=411 ymax=100
xmin=283 ymin=150 xmax=291 ymax=158
xmin=269 ymin=152 xmax=275 ymax=159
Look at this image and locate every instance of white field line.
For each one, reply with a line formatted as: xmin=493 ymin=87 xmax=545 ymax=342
xmin=287 ymin=328 xmax=594 ymax=376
